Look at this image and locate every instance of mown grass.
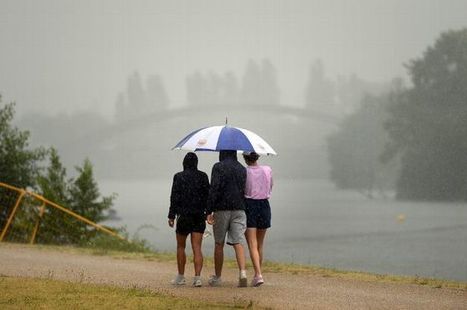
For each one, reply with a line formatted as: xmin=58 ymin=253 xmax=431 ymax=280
xmin=0 ymin=276 xmax=259 ymax=310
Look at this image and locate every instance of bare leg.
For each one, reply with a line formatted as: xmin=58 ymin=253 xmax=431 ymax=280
xmin=190 ymin=232 xmax=203 ymax=276
xmin=214 ymin=242 xmax=224 ymax=277
xmin=245 ymin=228 xmax=261 ymax=277
xmin=176 ymin=233 xmax=188 ymax=275
xmin=232 ymin=243 xmax=246 ymax=271
xmin=256 ymin=229 xmax=267 ymax=268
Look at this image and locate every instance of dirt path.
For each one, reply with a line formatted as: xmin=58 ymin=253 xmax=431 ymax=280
xmin=0 ymin=244 xmax=465 ymax=309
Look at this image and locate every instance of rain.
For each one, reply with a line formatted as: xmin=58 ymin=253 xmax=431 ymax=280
xmin=1 ymin=0 xmax=467 ymax=282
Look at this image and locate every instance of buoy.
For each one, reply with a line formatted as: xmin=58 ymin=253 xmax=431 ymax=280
xmin=397 ymin=214 xmax=406 ymax=222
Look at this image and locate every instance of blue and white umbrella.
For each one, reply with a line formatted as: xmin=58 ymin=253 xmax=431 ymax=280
xmin=172 ymin=125 xmax=277 ymax=155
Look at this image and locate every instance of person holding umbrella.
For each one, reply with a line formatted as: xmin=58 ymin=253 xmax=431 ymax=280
xmin=168 ymin=152 xmax=210 ymax=287
xmin=206 ymin=150 xmax=248 ymax=287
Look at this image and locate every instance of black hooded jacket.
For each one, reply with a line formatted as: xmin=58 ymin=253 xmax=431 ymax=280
xmin=168 ymin=153 xmax=210 ymax=220
xmin=206 ymin=151 xmax=247 ymax=214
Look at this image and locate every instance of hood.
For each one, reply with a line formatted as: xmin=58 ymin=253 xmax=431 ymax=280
xmin=183 ymin=152 xmax=198 ymax=170
xmin=219 ymin=150 xmax=237 ymax=162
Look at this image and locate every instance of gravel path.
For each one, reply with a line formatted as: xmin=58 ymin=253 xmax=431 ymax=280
xmin=0 ymin=244 xmax=465 ymax=309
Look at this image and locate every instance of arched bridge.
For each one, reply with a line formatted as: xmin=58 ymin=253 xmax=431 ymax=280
xmin=81 ymin=103 xmax=341 ymax=144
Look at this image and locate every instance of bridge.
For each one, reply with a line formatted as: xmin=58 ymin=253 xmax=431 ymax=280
xmin=81 ymin=103 xmax=342 ymax=144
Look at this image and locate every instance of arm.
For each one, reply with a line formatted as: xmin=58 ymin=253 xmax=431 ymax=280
xmin=270 ymin=168 xmax=274 ymax=191
xmin=206 ymin=164 xmax=222 ymax=216
xmin=168 ymin=174 xmax=179 ymax=221
xmin=201 ymin=173 xmax=210 ymax=216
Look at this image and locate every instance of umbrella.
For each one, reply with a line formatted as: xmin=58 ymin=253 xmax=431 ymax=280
xmin=172 ymin=124 xmax=277 ymax=155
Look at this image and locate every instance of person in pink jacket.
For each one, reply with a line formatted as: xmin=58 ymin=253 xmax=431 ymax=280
xmin=242 ymin=152 xmax=273 ymax=287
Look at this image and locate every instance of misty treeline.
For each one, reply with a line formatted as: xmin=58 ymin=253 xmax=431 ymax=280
xmin=0 ymin=101 xmax=118 ymax=245
xmin=113 ymin=58 xmax=378 ymax=122
xmin=328 ymin=29 xmax=467 ymax=202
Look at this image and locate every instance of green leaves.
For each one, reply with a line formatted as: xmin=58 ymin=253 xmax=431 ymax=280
xmin=385 ymin=29 xmax=467 ymax=201
xmin=0 ymin=99 xmax=46 ymax=189
xmin=37 ymin=152 xmax=116 ymax=245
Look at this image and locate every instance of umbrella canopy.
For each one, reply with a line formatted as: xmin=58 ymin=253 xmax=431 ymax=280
xmin=172 ymin=125 xmax=277 ymax=155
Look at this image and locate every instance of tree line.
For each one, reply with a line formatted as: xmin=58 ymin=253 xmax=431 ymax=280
xmin=114 ymin=58 xmax=385 ymax=122
xmin=327 ymin=28 xmax=467 ymax=202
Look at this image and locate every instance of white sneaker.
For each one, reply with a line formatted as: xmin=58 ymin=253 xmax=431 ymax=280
xmin=193 ymin=276 xmax=202 ymax=287
xmin=208 ymin=275 xmax=222 ymax=287
xmin=238 ymin=275 xmax=248 ymax=287
xmin=171 ymin=274 xmax=186 ymax=285
xmin=251 ymin=275 xmax=264 ymax=287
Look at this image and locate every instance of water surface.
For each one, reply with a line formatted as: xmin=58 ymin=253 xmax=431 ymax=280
xmin=101 ymin=178 xmax=467 ymax=281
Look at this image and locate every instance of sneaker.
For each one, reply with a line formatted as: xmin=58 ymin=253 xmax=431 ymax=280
xmin=171 ymin=274 xmax=186 ymax=285
xmin=238 ymin=275 xmax=248 ymax=287
xmin=208 ymin=275 xmax=222 ymax=287
xmin=193 ymin=276 xmax=202 ymax=287
xmin=251 ymin=275 xmax=264 ymax=287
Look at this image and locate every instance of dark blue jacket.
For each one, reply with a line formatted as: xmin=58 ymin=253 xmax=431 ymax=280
xmin=206 ymin=151 xmax=246 ymax=214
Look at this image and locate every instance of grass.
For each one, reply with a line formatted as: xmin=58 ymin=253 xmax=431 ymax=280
xmin=259 ymin=260 xmax=467 ymax=290
xmin=0 ymin=276 xmax=258 ymax=309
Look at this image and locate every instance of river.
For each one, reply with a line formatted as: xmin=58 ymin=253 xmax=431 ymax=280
xmin=100 ymin=178 xmax=467 ymax=282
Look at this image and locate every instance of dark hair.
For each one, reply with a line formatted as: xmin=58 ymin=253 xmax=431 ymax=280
xmin=219 ymin=150 xmax=237 ymax=161
xmin=183 ymin=152 xmax=198 ymax=170
xmin=243 ymin=152 xmax=259 ymax=165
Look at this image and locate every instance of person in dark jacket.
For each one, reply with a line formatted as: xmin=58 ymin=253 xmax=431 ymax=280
xmin=206 ymin=150 xmax=248 ymax=287
xmin=168 ymin=152 xmax=209 ymax=287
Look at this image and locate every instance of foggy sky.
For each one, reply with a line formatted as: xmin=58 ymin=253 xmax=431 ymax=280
xmin=1 ymin=0 xmax=466 ymax=118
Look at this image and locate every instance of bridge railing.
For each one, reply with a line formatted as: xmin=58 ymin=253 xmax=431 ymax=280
xmin=0 ymin=182 xmax=125 ymax=245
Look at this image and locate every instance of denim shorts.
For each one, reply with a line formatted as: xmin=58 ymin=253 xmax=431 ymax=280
xmin=245 ymin=199 xmax=271 ymax=229
xmin=213 ymin=210 xmax=246 ymax=245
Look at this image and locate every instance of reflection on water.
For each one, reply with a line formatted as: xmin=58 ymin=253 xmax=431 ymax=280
xmin=101 ymin=178 xmax=467 ymax=281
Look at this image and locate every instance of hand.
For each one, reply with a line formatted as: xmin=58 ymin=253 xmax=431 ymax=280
xmin=168 ymin=219 xmax=174 ymax=228
xmin=206 ymin=213 xmax=214 ymax=225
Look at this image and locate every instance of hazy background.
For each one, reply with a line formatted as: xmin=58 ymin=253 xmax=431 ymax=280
xmin=1 ymin=1 xmax=467 ymax=281
xmin=2 ymin=0 xmax=467 ymax=118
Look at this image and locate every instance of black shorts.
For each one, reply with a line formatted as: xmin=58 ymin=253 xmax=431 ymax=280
xmin=176 ymin=214 xmax=206 ymax=235
xmin=245 ymin=199 xmax=271 ymax=229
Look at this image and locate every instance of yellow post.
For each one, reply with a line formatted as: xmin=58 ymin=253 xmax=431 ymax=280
xmin=30 ymin=202 xmax=46 ymax=245
xmin=0 ymin=182 xmax=126 ymax=242
xmin=30 ymin=192 xmax=126 ymax=241
xmin=0 ymin=190 xmax=26 ymax=242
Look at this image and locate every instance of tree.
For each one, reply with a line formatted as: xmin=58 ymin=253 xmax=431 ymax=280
xmin=260 ymin=59 xmax=280 ymax=106
xmin=68 ymin=159 xmax=115 ymax=243
xmin=127 ymin=71 xmax=145 ymax=110
xmin=384 ymin=29 xmax=467 ymax=201
xmin=36 ymin=148 xmax=73 ymax=244
xmin=146 ymin=75 xmax=169 ymax=110
xmin=327 ymin=92 xmax=398 ymax=197
xmin=241 ymin=59 xmax=280 ymax=106
xmin=305 ymin=59 xmax=335 ymax=107
xmin=37 ymin=148 xmax=69 ymax=206
xmin=34 ymin=150 xmax=116 ymax=245
xmin=241 ymin=59 xmax=262 ymax=105
xmin=0 ymin=99 xmax=46 ymax=189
